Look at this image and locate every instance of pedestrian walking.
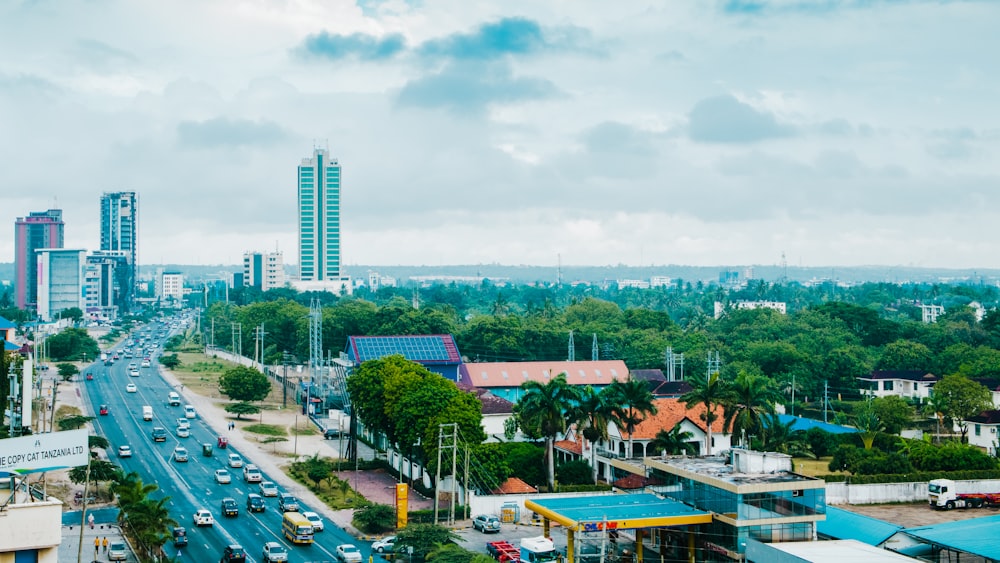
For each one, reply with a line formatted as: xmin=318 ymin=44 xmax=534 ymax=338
xmin=103 ymin=537 xmax=108 ymax=552
xmin=94 ymin=537 xmax=100 ymax=555
xmin=88 ymin=513 xmax=95 ymax=529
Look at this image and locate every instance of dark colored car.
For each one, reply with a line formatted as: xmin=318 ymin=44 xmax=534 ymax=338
xmin=278 ymin=492 xmax=299 ymax=512
xmin=246 ymin=493 xmax=265 ymax=513
xmin=99 ymin=404 xmax=109 ymax=416
xmin=151 ymin=427 xmax=168 ymax=442
xmin=172 ymin=527 xmax=188 ymax=547
xmin=221 ymin=544 xmax=246 ymax=563
xmin=323 ymin=427 xmax=340 ymax=439
xmin=221 ymin=497 xmax=239 ymax=517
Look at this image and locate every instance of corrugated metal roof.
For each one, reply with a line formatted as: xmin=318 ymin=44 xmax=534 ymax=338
xmin=772 ymin=414 xmax=859 ymax=435
xmin=817 ymin=506 xmax=902 ymax=546
xmin=464 ymin=360 xmax=628 ymax=388
xmin=903 ymin=513 xmax=1000 ymax=560
xmin=750 ymin=539 xmax=918 ymax=563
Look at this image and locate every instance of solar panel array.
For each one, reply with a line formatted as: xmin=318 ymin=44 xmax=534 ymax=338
xmin=351 ymin=335 xmax=458 ymax=363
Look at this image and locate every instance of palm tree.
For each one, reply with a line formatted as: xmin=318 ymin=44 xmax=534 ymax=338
xmin=650 ymin=425 xmax=698 ymax=456
xmin=607 ymin=378 xmax=658 ymax=456
xmin=127 ymin=497 xmax=176 ymax=559
xmin=111 ymin=472 xmax=158 ymax=523
xmin=924 ymin=392 xmax=948 ymax=444
xmin=723 ymin=370 xmax=781 ymax=447
xmin=514 ymin=373 xmax=582 ymax=491
xmin=572 ymin=386 xmax=616 ymax=483
xmin=680 ymin=370 xmax=732 ymax=455
xmin=759 ymin=414 xmax=811 ymax=457
xmin=853 ymin=401 xmax=883 ymax=450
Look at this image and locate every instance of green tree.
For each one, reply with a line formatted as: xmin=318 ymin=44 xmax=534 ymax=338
xmin=933 ymin=374 xmax=993 ymax=442
xmin=514 ymin=373 xmax=582 ymax=491
xmin=69 ymin=460 xmax=120 ymax=499
xmin=723 ymin=370 xmax=781 ymax=447
xmin=680 ymin=370 xmax=732 ymax=455
xmin=61 ymin=307 xmax=84 ymax=322
xmin=876 ymin=340 xmax=933 ymax=371
xmin=57 ymin=362 xmax=79 ymax=381
xmin=555 ymin=459 xmax=594 ymax=486
xmin=649 ymin=426 xmax=698 ymax=456
xmin=352 ymin=504 xmax=396 ymax=534
xmin=219 ymin=365 xmax=271 ymax=403
xmin=572 ymin=385 xmax=615 ymax=483
xmin=58 ymin=414 xmax=93 ymax=431
xmin=870 ymin=395 xmax=915 ymax=435
xmin=224 ymin=401 xmax=261 ymax=420
xmin=127 ymin=496 xmax=176 ymax=559
xmin=394 ymin=523 xmax=461 ymax=559
xmin=89 ymin=435 xmax=110 ymax=450
xmin=607 ymin=378 xmax=658 ymax=455
xmin=853 ymin=401 xmax=883 ymax=450
xmin=44 ymin=327 xmax=99 ymax=361
xmin=759 ymin=414 xmax=811 ymax=457
xmin=158 ymin=354 xmax=181 ymax=369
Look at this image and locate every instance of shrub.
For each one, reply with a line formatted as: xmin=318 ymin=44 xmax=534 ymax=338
xmin=353 ymin=503 xmax=396 ymax=533
xmin=555 ymin=460 xmax=594 ymax=486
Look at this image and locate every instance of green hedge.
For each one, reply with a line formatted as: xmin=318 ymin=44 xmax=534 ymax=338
xmin=557 ymin=483 xmax=614 ymax=493
xmin=820 ymin=470 xmax=1000 ymax=484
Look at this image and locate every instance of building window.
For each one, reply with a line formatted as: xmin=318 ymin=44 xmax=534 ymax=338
xmin=883 ymin=381 xmax=894 ymax=391
xmin=975 ymin=424 xmax=981 ymax=437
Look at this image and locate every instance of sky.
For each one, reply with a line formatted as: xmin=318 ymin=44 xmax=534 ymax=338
xmin=1 ymin=0 xmax=998 ymax=269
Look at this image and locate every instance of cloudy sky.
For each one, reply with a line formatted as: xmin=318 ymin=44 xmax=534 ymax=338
xmin=1 ymin=0 xmax=997 ymax=269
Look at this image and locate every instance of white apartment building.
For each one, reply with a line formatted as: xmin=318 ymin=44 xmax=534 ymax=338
xmin=243 ymin=251 xmax=286 ymax=291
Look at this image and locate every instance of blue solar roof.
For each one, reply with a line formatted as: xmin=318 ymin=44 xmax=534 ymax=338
xmin=348 ymin=335 xmax=461 ymax=364
xmin=772 ymin=414 xmax=859 ymax=435
xmin=903 ymin=513 xmax=1000 ymax=560
xmin=817 ymin=506 xmax=902 ymax=546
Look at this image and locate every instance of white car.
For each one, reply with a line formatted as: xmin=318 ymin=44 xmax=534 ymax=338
xmin=141 ymin=359 xmax=151 ymax=368
xmin=372 ymin=536 xmax=396 ymax=553
xmin=193 ymin=509 xmax=213 ymax=526
xmin=302 ymin=511 xmax=324 ymax=532
xmin=215 ymin=469 xmax=232 ymax=484
xmin=336 ymin=544 xmax=362 ymax=563
xmin=126 ymin=383 xmax=137 ymax=393
xmin=227 ymin=453 xmax=243 ymax=468
xmin=118 ymin=445 xmax=133 ymax=458
xmin=129 ymin=369 xmax=140 ymax=377
xmin=262 ymin=541 xmax=289 ymax=563
xmin=108 ymin=541 xmax=127 ymax=561
xmin=176 ymin=426 xmax=190 ymax=438
xmin=243 ymin=464 xmax=262 ymax=483
xmin=184 ymin=405 xmax=196 ymax=419
xmin=259 ymin=481 xmax=278 ymax=497
xmin=176 ymin=418 xmax=190 ymax=430
xmin=173 ymin=447 xmax=189 ymax=462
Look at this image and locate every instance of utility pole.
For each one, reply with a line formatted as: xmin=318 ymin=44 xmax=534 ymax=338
xmin=791 ymin=374 xmax=796 ymax=417
xmin=568 ymin=330 xmax=575 ymax=362
xmin=823 ymin=381 xmax=830 ymax=423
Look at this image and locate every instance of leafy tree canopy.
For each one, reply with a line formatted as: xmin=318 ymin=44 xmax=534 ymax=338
xmin=225 ymin=401 xmax=261 ymax=419
xmin=219 ymin=366 xmax=271 ymax=402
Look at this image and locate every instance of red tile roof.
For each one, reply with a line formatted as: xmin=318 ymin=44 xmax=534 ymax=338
xmin=554 ymin=437 xmax=584 ymax=455
xmin=618 ymin=398 xmax=726 ymax=440
xmin=492 ymin=477 xmax=538 ymax=494
xmin=612 ymin=474 xmax=665 ymax=490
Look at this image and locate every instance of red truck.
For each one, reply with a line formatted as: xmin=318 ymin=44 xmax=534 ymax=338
xmin=487 ymin=541 xmax=521 ymax=563
xmin=929 ymin=479 xmax=1000 ymax=509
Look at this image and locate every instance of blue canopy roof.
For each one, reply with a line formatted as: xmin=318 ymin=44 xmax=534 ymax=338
xmin=903 ymin=513 xmax=1000 ymax=560
xmin=817 ymin=506 xmax=902 ymax=546
xmin=773 ymin=414 xmax=859 ymax=434
xmin=0 ymin=316 xmax=15 ymax=330
xmin=3 ymin=340 xmax=19 ymax=351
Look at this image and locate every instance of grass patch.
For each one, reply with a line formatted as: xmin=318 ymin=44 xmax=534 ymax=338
xmin=244 ymin=424 xmax=287 ymax=437
xmin=290 ymin=422 xmax=317 ymax=436
xmin=794 ymin=457 xmax=844 ymax=477
xmin=54 ymin=405 xmax=81 ymax=421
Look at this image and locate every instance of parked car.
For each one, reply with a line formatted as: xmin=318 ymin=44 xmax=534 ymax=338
xmin=126 ymin=383 xmax=137 ymax=393
xmin=193 ymin=509 xmax=214 ymax=527
xmin=246 ymin=493 xmax=265 ymax=513
xmin=227 ymin=453 xmax=243 ymax=468
xmin=243 ymin=464 xmax=262 ymax=483
xmin=472 ymin=514 xmax=502 ymax=533
xmin=221 ymin=497 xmax=239 ymax=517
xmin=336 ymin=544 xmax=363 ymax=563
xmin=323 ymin=427 xmax=340 ymax=439
xmin=302 ymin=511 xmax=324 ymax=532
xmin=173 ymin=447 xmax=189 ymax=462
xmin=215 ymin=469 xmax=232 ymax=484
xmin=259 ymin=481 xmax=278 ymax=497
xmin=108 ymin=541 xmax=127 ymax=561
xmin=278 ymin=492 xmax=299 ymax=512
xmin=220 ymin=544 xmax=246 ymax=563
xmin=262 ymin=541 xmax=289 ymax=562
xmin=372 ymin=536 xmax=396 ymax=553
xmin=118 ymin=445 xmax=132 ymax=458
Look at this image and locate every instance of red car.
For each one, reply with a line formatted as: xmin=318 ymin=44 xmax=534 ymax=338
xmin=85 ymin=373 xmax=94 ymax=381
xmin=99 ymin=405 xmax=109 ymax=416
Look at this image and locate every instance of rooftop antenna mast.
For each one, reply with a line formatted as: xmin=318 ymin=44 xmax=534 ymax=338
xmin=592 ymin=334 xmax=599 ymax=361
xmin=781 ymin=251 xmax=788 ymax=283
xmin=568 ymin=330 xmax=575 ymax=362
xmin=557 ymin=253 xmax=563 ymax=287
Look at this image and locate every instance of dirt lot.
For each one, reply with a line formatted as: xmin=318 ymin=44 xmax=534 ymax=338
xmin=839 ymin=501 xmax=1000 ymax=528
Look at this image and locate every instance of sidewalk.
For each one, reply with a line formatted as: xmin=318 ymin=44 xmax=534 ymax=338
xmin=59 ymin=519 xmax=135 ymax=563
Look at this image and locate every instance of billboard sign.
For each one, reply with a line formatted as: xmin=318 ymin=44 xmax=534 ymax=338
xmin=0 ymin=429 xmax=89 ymax=475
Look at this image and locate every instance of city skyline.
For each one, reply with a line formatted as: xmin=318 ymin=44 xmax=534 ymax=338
xmin=1 ymin=2 xmax=999 ymax=268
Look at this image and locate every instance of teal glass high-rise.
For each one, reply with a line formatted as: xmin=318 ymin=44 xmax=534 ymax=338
xmin=297 ymin=148 xmax=341 ymax=281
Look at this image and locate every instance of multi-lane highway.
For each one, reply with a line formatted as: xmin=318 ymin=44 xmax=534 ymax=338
xmin=82 ymin=320 xmax=359 ymax=563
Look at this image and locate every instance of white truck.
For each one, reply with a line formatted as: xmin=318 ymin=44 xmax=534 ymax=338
xmin=928 ymin=478 xmax=1000 ymax=509
xmin=142 ymin=405 xmax=153 ymax=421
xmin=520 ymin=536 xmax=559 ymax=563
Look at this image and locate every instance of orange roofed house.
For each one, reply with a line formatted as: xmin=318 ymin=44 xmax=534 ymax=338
xmin=556 ymin=398 xmax=731 ymax=483
xmin=459 ymin=360 xmax=629 ymax=404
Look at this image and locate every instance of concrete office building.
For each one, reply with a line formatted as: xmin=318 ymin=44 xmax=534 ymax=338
xmin=83 ymin=250 xmax=129 ymax=320
xmin=14 ymin=209 xmax=64 ymax=310
xmin=243 ymin=251 xmax=285 ymax=291
xmin=155 ymin=270 xmax=184 ymax=306
xmin=99 ymin=191 xmax=138 ymax=310
xmin=35 ymin=249 xmax=86 ymax=321
xmin=294 ymin=148 xmax=350 ymax=294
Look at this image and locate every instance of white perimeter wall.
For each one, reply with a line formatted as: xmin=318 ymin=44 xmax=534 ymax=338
xmin=825 ymin=479 xmax=1000 ymax=505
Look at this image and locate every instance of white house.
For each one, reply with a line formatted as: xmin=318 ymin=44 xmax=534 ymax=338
xmin=965 ymin=410 xmax=1000 ymax=456
xmin=858 ymin=370 xmax=939 ymax=401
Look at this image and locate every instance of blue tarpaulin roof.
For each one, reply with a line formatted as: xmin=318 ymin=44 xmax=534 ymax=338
xmin=773 ymin=414 xmax=859 ymax=434
xmin=817 ymin=506 xmax=902 ymax=546
xmin=903 ymin=513 xmax=1000 ymax=561
xmin=3 ymin=340 xmax=19 ymax=351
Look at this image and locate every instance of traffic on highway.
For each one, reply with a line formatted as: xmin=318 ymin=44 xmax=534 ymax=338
xmin=83 ymin=317 xmax=361 ymax=563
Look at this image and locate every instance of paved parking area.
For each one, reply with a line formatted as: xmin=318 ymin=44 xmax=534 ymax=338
xmin=839 ymin=502 xmax=1000 ymax=528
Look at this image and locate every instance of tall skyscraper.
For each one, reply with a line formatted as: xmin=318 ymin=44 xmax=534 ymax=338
xmin=14 ymin=209 xmax=65 ymax=310
xmin=297 ymin=148 xmax=341 ymax=282
xmin=99 ymin=192 xmax=138 ymax=310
